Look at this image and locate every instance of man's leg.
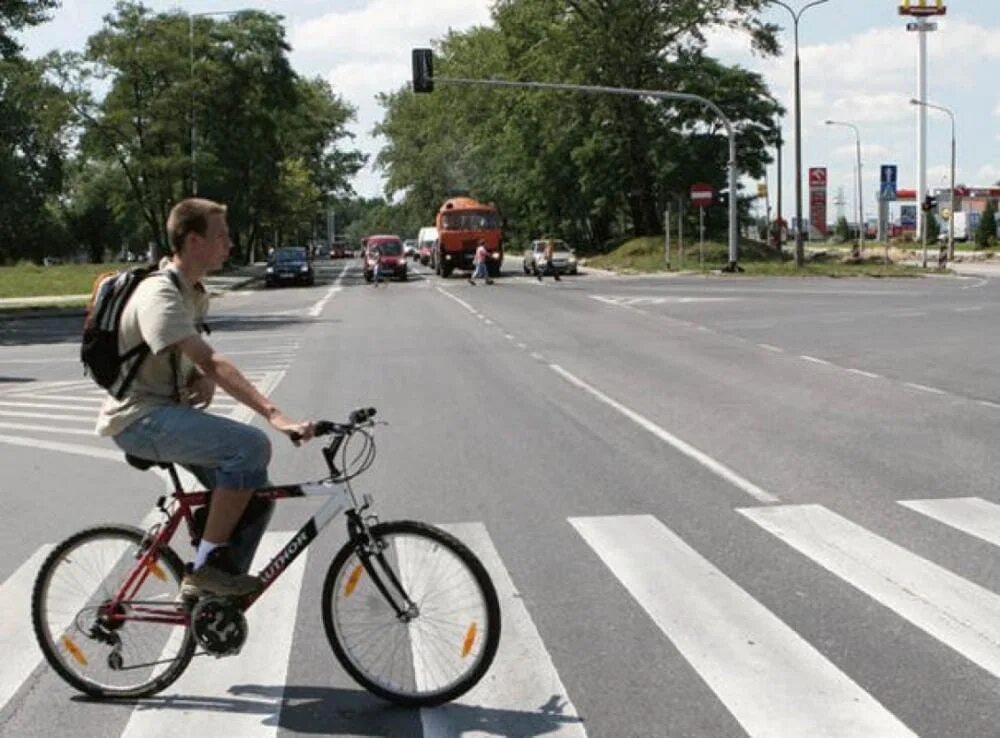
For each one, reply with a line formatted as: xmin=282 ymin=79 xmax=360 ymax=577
xmin=113 ymin=406 xmax=271 ymax=595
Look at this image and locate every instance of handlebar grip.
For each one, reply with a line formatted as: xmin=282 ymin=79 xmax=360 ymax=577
xmin=349 ymin=407 xmax=377 ymax=424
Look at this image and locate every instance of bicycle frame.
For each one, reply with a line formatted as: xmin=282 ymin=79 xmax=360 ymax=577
xmin=107 ymin=478 xmax=366 ymax=628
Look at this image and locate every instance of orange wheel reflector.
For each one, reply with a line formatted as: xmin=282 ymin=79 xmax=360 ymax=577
xmin=461 ymin=622 xmax=477 ymax=658
xmin=147 ymin=560 xmax=167 ymax=581
xmin=344 ymin=564 xmax=364 ymax=596
xmin=62 ymin=635 xmax=88 ymax=666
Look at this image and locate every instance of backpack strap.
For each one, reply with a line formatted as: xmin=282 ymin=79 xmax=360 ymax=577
xmin=114 ymin=268 xmax=188 ymax=401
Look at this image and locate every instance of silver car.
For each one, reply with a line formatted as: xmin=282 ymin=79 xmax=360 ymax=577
xmin=522 ymin=239 xmax=578 ymax=276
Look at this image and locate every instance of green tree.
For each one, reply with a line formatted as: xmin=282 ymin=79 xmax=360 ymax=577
xmin=977 ymin=201 xmax=996 ymax=248
xmin=0 ymin=0 xmax=59 ymax=60
xmin=834 ymin=216 xmax=849 ymax=242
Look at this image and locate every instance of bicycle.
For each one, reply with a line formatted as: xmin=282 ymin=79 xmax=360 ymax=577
xmin=31 ymin=407 xmax=501 ymax=706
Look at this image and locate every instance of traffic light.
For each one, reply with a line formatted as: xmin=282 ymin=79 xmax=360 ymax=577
xmin=412 ymin=49 xmax=434 ymax=93
xmin=922 ymin=194 xmax=937 ymax=212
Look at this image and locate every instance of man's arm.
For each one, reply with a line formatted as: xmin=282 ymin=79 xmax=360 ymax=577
xmin=175 ymin=334 xmax=313 ymax=440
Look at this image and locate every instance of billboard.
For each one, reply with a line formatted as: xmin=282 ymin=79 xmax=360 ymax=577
xmin=809 ymin=167 xmax=828 ymax=237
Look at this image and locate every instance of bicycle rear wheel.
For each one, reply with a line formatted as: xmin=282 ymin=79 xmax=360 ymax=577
xmin=322 ymin=520 xmax=501 ymax=706
xmin=32 ymin=525 xmax=196 ymax=698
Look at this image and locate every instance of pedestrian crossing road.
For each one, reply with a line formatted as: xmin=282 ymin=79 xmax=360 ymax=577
xmin=5 ymin=496 xmax=1000 ymax=736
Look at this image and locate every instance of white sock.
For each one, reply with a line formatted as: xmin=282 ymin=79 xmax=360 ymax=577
xmin=194 ymin=540 xmax=226 ymax=570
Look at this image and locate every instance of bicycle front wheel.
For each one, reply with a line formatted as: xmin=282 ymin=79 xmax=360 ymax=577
xmin=322 ymin=520 xmax=501 ymax=706
xmin=31 ymin=525 xmax=196 ymax=698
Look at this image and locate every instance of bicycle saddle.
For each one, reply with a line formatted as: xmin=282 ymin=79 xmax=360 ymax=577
xmin=124 ymin=453 xmax=173 ymax=471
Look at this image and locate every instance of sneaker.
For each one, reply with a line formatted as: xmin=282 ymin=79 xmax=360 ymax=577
xmin=536 ymin=274 xmax=543 ymax=282
xmin=486 ymin=279 xmax=494 ymax=285
xmin=179 ymin=547 xmax=261 ymax=599
xmin=468 ymin=278 xmax=475 ymax=285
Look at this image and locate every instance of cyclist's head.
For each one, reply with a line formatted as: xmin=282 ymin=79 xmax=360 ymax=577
xmin=168 ymin=198 xmax=228 ymax=255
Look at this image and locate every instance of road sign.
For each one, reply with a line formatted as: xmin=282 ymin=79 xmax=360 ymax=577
xmin=906 ymin=21 xmax=937 ymax=30
xmin=880 ymin=164 xmax=898 ymax=201
xmin=690 ymin=182 xmax=714 ymax=209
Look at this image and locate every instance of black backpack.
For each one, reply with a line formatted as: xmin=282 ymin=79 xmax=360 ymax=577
xmin=81 ymin=266 xmax=183 ymax=399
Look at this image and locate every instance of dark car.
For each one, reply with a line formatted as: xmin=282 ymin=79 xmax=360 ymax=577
xmin=363 ymin=235 xmax=408 ymax=282
xmin=265 ymin=247 xmax=314 ymax=287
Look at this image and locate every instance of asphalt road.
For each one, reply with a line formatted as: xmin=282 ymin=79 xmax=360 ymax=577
xmin=2 ymin=257 xmax=1000 ymax=737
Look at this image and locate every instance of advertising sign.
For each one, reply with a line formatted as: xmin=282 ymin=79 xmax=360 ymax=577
xmin=809 ymin=167 xmax=827 ymax=236
xmin=900 ymin=205 xmax=917 ymax=229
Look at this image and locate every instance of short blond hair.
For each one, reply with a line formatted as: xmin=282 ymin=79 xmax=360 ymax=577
xmin=167 ymin=198 xmax=227 ymax=254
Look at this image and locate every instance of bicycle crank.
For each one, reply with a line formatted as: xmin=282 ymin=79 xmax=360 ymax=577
xmin=191 ymin=597 xmax=248 ymax=657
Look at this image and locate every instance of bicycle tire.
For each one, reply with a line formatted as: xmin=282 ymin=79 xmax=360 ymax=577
xmin=32 ymin=524 xmax=196 ymax=698
xmin=322 ymin=520 xmax=501 ymax=706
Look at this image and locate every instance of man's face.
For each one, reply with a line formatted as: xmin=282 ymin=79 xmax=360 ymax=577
xmin=192 ymin=213 xmax=231 ymax=271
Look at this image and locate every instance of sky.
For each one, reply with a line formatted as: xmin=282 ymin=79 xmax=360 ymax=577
xmin=16 ymin=1 xmax=1000 ymax=225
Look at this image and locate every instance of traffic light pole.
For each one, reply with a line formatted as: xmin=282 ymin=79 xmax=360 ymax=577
xmin=412 ymin=56 xmax=742 ymax=271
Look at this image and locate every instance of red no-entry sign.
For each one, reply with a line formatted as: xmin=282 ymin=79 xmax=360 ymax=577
xmin=690 ymin=182 xmax=714 ymax=209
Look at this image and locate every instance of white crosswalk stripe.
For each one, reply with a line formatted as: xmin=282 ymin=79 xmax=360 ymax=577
xmin=120 ymin=532 xmax=308 ymax=738
xmin=570 ymin=514 xmax=914 ymax=737
xmin=10 ymin=501 xmax=1000 ymax=734
xmin=423 ymin=523 xmax=586 ymax=737
xmin=740 ymin=503 xmax=1000 ymax=681
xmin=899 ymin=496 xmax=1000 ymax=548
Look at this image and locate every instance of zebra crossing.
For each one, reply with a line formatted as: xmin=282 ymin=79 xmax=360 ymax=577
xmin=5 ymin=496 xmax=1000 ymax=735
xmin=0 ymin=338 xmax=301 ymax=458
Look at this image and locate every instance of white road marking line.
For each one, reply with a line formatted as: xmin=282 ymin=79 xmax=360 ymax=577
xmin=550 ymin=364 xmax=778 ymax=503
xmin=0 ymin=408 xmax=94 ymax=422
xmin=3 ymin=393 xmax=103 ymax=404
xmin=903 ymin=382 xmax=946 ymax=395
xmin=740 ymin=504 xmax=1000 ymax=681
xmin=978 ymin=400 xmax=1000 ymax=409
xmin=899 ymin=498 xmax=1000 ymax=548
xmin=799 ymin=355 xmax=831 ymax=366
xmin=0 ymin=358 xmax=79 ymax=364
xmin=954 ymin=306 xmax=984 ymax=312
xmin=0 ymin=421 xmax=92 ymax=436
xmin=517 ymin=343 xmax=528 ymax=350
xmin=503 ymin=334 xmax=515 ymax=340
xmin=0 ymin=434 xmax=121 ymax=460
xmin=436 ymin=287 xmax=478 ymax=315
xmin=571 ymin=515 xmax=913 ymax=738
xmin=0 ymin=546 xmax=55 ymax=712
xmin=846 ymin=368 xmax=880 ymax=379
xmin=0 ymin=400 xmax=102 ymax=411
xmin=758 ymin=344 xmax=783 ymax=353
xmin=120 ymin=532 xmax=308 ymax=738
xmin=423 ymin=523 xmax=587 ymax=737
xmin=307 ymin=263 xmax=350 ymax=317
xmin=228 ymin=371 xmax=285 ymax=423
xmin=530 ymin=352 xmax=545 ymax=361
xmin=889 ymin=311 xmax=927 ymax=318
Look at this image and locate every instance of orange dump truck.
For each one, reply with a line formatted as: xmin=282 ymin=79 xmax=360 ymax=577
xmin=433 ymin=197 xmax=503 ymax=278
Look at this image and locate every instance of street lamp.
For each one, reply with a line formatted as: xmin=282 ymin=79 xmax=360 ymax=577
xmin=189 ymin=9 xmax=251 ymax=195
xmin=910 ymin=98 xmax=956 ymax=261
xmin=825 ymin=119 xmax=864 ymax=259
xmin=771 ymin=0 xmax=831 ymax=267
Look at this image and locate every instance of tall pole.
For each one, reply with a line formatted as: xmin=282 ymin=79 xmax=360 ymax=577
xmin=825 ymin=119 xmax=863 ymax=259
xmin=916 ymin=16 xmax=928 ymax=246
xmin=776 ymin=122 xmax=783 ymax=253
xmin=911 ymin=98 xmax=956 ymax=262
xmin=189 ymin=15 xmax=196 ymax=196
xmin=188 ymin=9 xmax=251 ymax=198
xmin=772 ymin=1 xmax=830 ymax=267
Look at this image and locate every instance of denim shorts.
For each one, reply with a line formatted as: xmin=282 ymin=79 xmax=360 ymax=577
xmin=113 ymin=405 xmax=271 ymax=490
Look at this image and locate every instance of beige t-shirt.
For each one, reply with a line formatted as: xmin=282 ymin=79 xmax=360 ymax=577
xmin=95 ymin=268 xmax=209 ymax=437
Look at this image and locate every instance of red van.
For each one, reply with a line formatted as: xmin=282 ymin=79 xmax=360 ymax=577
xmin=363 ymin=235 xmax=408 ymax=282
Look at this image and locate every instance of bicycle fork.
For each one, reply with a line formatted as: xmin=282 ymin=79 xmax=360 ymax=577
xmin=347 ymin=512 xmax=419 ymax=622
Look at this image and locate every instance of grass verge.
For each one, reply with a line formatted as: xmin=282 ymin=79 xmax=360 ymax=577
xmin=584 ymin=237 xmax=932 ymax=277
xmin=0 ymin=262 xmax=130 ymax=299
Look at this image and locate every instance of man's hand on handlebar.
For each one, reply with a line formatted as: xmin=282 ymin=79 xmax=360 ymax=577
xmin=267 ymin=410 xmax=314 ymax=445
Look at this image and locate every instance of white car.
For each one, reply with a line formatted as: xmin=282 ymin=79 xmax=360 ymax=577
xmin=522 ymin=239 xmax=578 ymax=276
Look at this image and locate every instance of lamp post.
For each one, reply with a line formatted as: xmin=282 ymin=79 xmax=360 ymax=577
xmin=910 ymin=98 xmax=955 ymax=261
xmin=825 ymin=120 xmax=864 ymax=259
xmin=771 ymin=0 xmax=830 ymax=267
xmin=189 ymin=9 xmax=250 ymax=195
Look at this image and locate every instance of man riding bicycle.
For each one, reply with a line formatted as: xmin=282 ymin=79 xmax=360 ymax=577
xmin=96 ymin=197 xmax=314 ymax=599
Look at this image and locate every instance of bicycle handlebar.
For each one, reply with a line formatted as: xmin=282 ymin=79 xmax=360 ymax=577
xmin=289 ymin=407 xmax=378 ymax=443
